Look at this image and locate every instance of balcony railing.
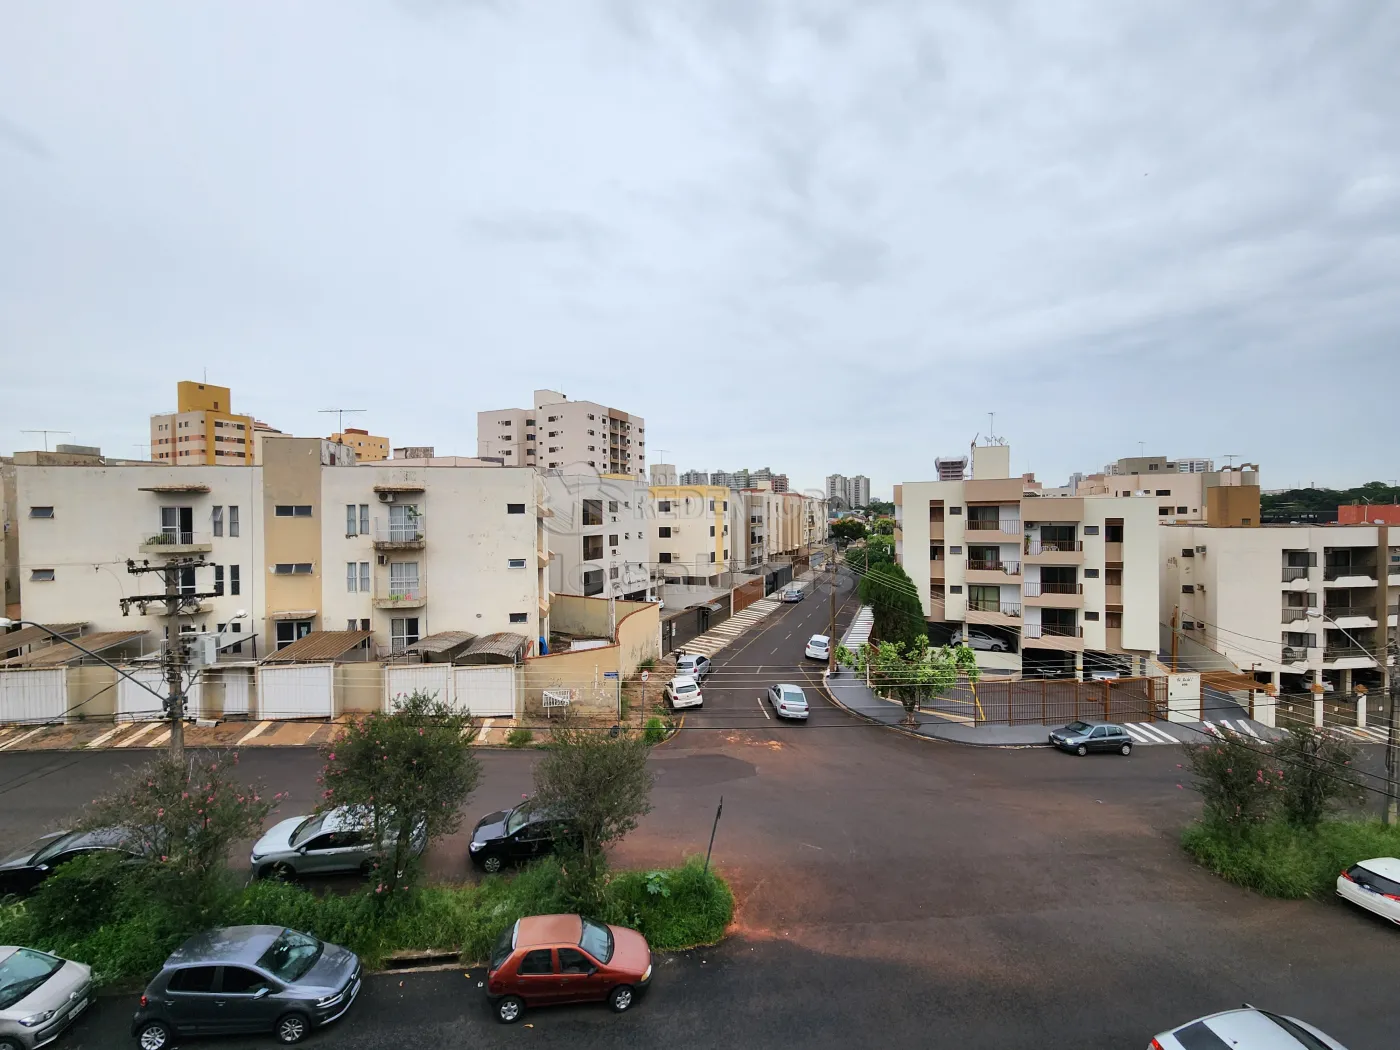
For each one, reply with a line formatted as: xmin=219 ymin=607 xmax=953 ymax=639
xmin=1281 ymin=646 xmax=1309 ymax=663
xmin=139 ymin=530 xmax=214 ymax=554
xmin=1281 ymin=566 xmax=1310 ymax=582
xmin=1025 ymin=539 xmax=1081 ymax=555
xmin=967 ymin=558 xmax=1021 ymax=574
xmin=374 ymin=580 xmax=426 ymax=609
xmin=1024 ymin=623 xmax=1082 ymax=639
xmin=967 ymin=519 xmax=1021 ymax=533
xmin=1280 ymin=607 xmax=1308 ymax=623
xmin=1324 ymin=564 xmax=1376 ymax=581
xmin=968 ymin=598 xmax=1022 ymax=617
xmin=1323 ymin=606 xmax=1376 ymax=621
xmin=1024 ymin=581 xmax=1082 ymax=596
xmin=373 ymin=516 xmax=426 ymax=548
xmin=1323 ymin=646 xmax=1375 ymax=663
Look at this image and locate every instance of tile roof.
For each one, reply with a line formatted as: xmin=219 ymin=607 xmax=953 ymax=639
xmin=0 ymin=630 xmax=150 ymax=667
xmin=261 ymin=630 xmax=374 ymax=664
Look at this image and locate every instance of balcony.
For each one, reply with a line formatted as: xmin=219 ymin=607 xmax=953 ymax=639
xmin=966 ymin=519 xmax=1022 ymax=536
xmin=373 ymin=516 xmax=426 ymax=550
xmin=374 ymin=580 xmax=426 ymax=609
xmin=1323 ymin=564 xmax=1377 ymax=585
xmin=139 ymin=530 xmax=214 ymax=555
xmin=1023 ymin=622 xmax=1084 ymax=651
xmin=928 ymin=519 xmax=945 ymax=541
xmin=966 ymin=599 xmax=1021 ymax=627
xmin=1280 ymin=607 xmax=1309 ymax=624
xmin=1105 ymin=584 xmax=1123 ymax=606
xmin=1322 ymin=646 xmax=1377 ymax=669
xmin=966 ymin=558 xmax=1020 ymax=585
xmin=1323 ymin=606 xmax=1378 ymax=629
xmin=930 ymin=561 xmax=946 ymax=582
xmin=1280 ymin=646 xmax=1310 ymax=664
xmin=1104 ymin=541 xmax=1123 ymax=563
xmin=1024 ymin=539 xmax=1082 ymax=565
xmin=1023 ymin=581 xmax=1083 ymax=608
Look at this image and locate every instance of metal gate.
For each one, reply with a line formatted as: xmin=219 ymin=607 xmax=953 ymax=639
xmin=0 ymin=669 xmax=67 ymax=725
xmin=384 ymin=665 xmax=452 ymax=712
xmin=452 ymin=666 xmax=517 ymax=717
xmin=219 ymin=670 xmax=251 ymax=717
xmin=257 ymin=664 xmax=334 ymax=720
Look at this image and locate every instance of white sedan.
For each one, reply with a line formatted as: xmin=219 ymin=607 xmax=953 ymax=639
xmin=804 ymin=635 xmax=830 ymax=661
xmin=1151 ymin=1007 xmax=1350 ymax=1049
xmin=1337 ymin=857 xmax=1400 ymax=925
xmin=766 ymin=684 xmax=809 ymax=721
xmin=664 ymin=675 xmax=704 ymax=710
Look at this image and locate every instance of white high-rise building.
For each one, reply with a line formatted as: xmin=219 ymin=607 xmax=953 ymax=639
xmin=477 ymin=390 xmax=645 ymax=478
xmin=826 ymin=473 xmax=871 ymax=509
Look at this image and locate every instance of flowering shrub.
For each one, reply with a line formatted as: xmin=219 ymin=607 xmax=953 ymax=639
xmin=1183 ymin=731 xmax=1283 ymax=832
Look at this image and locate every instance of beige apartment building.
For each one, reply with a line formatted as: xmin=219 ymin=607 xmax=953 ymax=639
xmin=328 ymin=427 xmax=390 ymax=461
xmin=477 ymin=389 xmax=645 ymax=478
xmin=1072 ymin=456 xmax=1260 ymax=524
xmin=14 ymin=439 xmax=549 ymax=658
xmin=1162 ymin=522 xmax=1396 ymax=696
xmin=896 ymin=443 xmax=1160 ymax=676
xmin=150 ymin=381 xmax=257 ymax=466
xmin=648 ymin=466 xmax=732 ymax=586
xmin=543 ymin=472 xmax=653 ymax=601
xmin=737 ymin=486 xmax=827 ymax=568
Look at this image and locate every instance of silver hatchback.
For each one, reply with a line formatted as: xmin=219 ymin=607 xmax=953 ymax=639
xmin=250 ymin=807 xmax=425 ymax=880
xmin=0 ymin=946 xmax=93 ymax=1050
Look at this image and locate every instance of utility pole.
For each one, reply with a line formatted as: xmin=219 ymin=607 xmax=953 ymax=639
xmin=1170 ymin=606 xmax=1179 ymax=673
xmin=828 ymin=544 xmax=838 ymax=674
xmin=1387 ymin=636 xmax=1398 ymax=826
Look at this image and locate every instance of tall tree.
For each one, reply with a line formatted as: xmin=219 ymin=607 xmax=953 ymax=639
xmin=840 ymin=639 xmax=980 ymax=725
xmin=858 ymin=558 xmax=925 ymax=650
xmin=831 ymin=518 xmax=867 ymax=543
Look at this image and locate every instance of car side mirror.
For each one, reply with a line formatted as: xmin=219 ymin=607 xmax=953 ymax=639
xmin=296 ymin=846 xmax=308 ymax=855
xmin=253 ymin=987 xmax=271 ymax=1000
xmin=35 ymin=863 xmax=50 ymax=873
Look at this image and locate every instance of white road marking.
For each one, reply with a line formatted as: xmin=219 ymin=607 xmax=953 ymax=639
xmin=86 ymin=723 xmax=130 ymax=748
xmin=1236 ymin=720 xmax=1261 ymax=738
xmin=1121 ymin=724 xmax=1154 ymax=743
xmin=116 ymin=721 xmax=162 ymax=747
xmin=756 ymin=696 xmax=770 ymax=720
xmin=0 ymin=726 xmax=48 ymax=751
xmin=146 ymin=728 xmax=172 ymax=748
xmin=238 ymin=720 xmax=272 ymax=745
xmin=473 ymin=719 xmax=494 ymax=745
xmin=1135 ymin=722 xmax=1180 ymax=744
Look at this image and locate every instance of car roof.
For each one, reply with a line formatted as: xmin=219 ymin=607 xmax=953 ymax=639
xmin=809 ymin=634 xmax=829 ymax=643
xmin=168 ymin=925 xmax=287 ymax=966
xmin=669 ymin=674 xmax=699 ymax=686
xmin=775 ymin=683 xmax=806 ymax=694
xmin=1178 ymin=1008 xmax=1328 ymax=1049
xmin=516 ymin=914 xmax=583 ymax=949
xmin=1355 ymin=857 xmax=1400 ymax=880
xmin=63 ymin=826 xmax=136 ymax=850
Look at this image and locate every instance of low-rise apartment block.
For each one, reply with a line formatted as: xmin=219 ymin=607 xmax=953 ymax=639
xmin=477 ymin=389 xmax=645 ymax=477
xmin=543 ymin=473 xmax=652 ymax=601
xmin=1072 ymin=456 xmax=1260 ymax=524
xmin=648 ymin=466 xmax=731 ymax=586
xmin=896 ymin=443 xmax=1160 ymax=676
xmin=329 ymin=427 xmax=390 ymax=461
xmin=1162 ymin=523 xmax=1396 ymax=696
xmin=737 ymin=486 xmax=827 ymax=567
xmin=151 ymin=381 xmax=257 ymax=466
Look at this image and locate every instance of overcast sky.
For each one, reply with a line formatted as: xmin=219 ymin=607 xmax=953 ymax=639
xmin=3 ymin=1 xmax=1397 ymax=497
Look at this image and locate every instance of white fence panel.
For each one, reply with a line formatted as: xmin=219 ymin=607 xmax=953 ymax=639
xmin=257 ymin=664 xmax=334 ymax=720
xmin=221 ymin=670 xmax=251 ymax=717
xmin=117 ymin=668 xmax=204 ymax=722
xmin=452 ymin=666 xmax=517 ymax=718
xmin=384 ymin=665 xmax=452 ymax=712
xmin=0 ymin=669 xmax=68 ymax=725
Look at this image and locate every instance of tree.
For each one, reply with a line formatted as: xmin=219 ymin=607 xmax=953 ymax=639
xmin=1273 ymin=723 xmax=1364 ymax=829
xmin=864 ymin=499 xmax=895 ymax=517
xmin=871 ymin=517 xmax=895 ymax=535
xmin=843 ymin=639 xmax=980 ymax=724
xmin=831 ymin=518 xmax=867 ymax=543
xmin=530 ymin=721 xmax=654 ymax=906
xmin=320 ymin=690 xmax=480 ymax=897
xmin=1184 ymin=731 xmax=1283 ymax=833
xmin=858 ymin=558 xmax=925 ymax=650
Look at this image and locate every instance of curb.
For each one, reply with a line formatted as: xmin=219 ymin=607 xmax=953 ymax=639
xmin=819 ymin=671 xmax=1050 ymax=749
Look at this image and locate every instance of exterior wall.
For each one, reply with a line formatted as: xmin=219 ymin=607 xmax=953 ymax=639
xmin=1081 ymin=496 xmax=1158 ymax=654
xmin=649 ymin=485 xmax=730 ymax=583
xmin=335 ymin=662 xmax=383 ymax=714
xmin=262 ymin=440 xmax=325 ymax=640
xmin=479 ymin=392 xmax=646 ymax=479
xmin=68 ymin=664 xmax=119 ymax=721
xmin=1206 ymin=485 xmax=1261 ymax=526
xmin=522 ymin=647 xmax=621 ymax=717
xmin=971 ymin=445 xmax=1010 ymax=480
xmin=543 ymin=474 xmax=652 ymax=599
xmin=544 ymin=596 xmax=657 ymax=677
xmin=476 ymin=408 xmax=534 ymax=467
xmin=1 ymin=458 xmax=16 ymax=615
xmin=1340 ymin=505 xmax=1400 ymax=526
xmin=15 ymin=464 xmax=264 ymax=643
xmin=330 ymin=430 xmax=390 ymax=461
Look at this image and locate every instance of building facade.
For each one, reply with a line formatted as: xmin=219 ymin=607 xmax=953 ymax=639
xmin=896 ymin=443 xmax=1160 ymax=676
xmin=477 ymin=389 xmax=645 ymax=478
xmin=678 ymin=470 xmax=710 ymax=486
xmin=737 ymin=488 xmax=826 ymax=567
xmin=1074 ymin=459 xmax=1260 ymax=524
xmin=648 ymin=465 xmax=731 ymax=586
xmin=151 ymin=381 xmax=256 ymax=466
xmin=543 ymin=473 xmax=652 ymax=601
xmin=329 ymin=428 xmax=390 ymax=461
xmin=826 ymin=474 xmax=871 ymax=509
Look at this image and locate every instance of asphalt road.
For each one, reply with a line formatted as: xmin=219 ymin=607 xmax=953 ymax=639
xmin=5 ymin=571 xmax=1400 ymax=1049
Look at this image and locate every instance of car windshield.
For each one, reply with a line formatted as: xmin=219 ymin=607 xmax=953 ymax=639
xmin=781 ymin=688 xmax=806 ymax=703
xmin=506 ymin=804 xmax=533 ymax=835
xmin=490 ymin=924 xmax=516 ymax=972
xmin=676 ymin=682 xmax=697 ymax=693
xmin=256 ymin=929 xmax=323 ymax=983
xmin=579 ymin=918 xmax=614 ymax=964
xmin=0 ymin=948 xmax=64 ymax=1009
xmin=290 ymin=814 xmax=328 ymax=848
xmin=1063 ymin=721 xmax=1092 ymax=734
xmin=29 ymin=831 xmax=79 ymax=866
xmin=810 ymin=637 xmax=828 ymax=646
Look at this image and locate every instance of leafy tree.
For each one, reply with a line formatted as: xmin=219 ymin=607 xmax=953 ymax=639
xmin=531 ymin=721 xmax=655 ymax=906
xmin=858 ymin=558 xmax=925 ymax=650
xmin=1261 ymin=482 xmax=1400 ymax=521
xmin=844 ymin=639 xmax=980 ymax=724
xmin=864 ymin=499 xmax=895 ymax=517
xmin=320 ymin=690 xmax=480 ymax=898
xmin=830 ymin=518 xmax=867 ymax=543
xmin=871 ymin=517 xmax=895 ymax=535
xmin=1273 ymin=723 xmax=1364 ymax=829
xmin=1184 ymin=731 xmax=1283 ymax=834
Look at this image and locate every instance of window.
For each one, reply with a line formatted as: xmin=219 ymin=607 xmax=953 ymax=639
xmin=179 ymin=567 xmax=197 ymax=596
xmin=507 ymin=503 xmax=525 ymax=514
xmin=347 ymin=618 xmax=358 ymax=630
xmin=1181 ymin=548 xmax=1196 ymax=558
xmin=229 ymin=505 xmax=240 ymax=537
xmin=710 ymin=525 xmax=716 ymax=536
xmin=1177 ymin=506 xmax=1188 ymax=514
xmin=347 ymin=562 xmax=359 ymax=592
xmin=723 ymin=549 xmax=728 ymax=560
xmin=391 ymin=617 xmax=420 ymax=650
xmin=949 ymin=506 xmax=962 ymax=515
xmin=508 ymin=558 xmax=526 ymax=569
xmin=1181 ymin=621 xmax=1196 ymax=630
xmin=723 ymin=501 xmax=728 ymax=511
xmin=1155 ymin=489 xmax=1171 ymax=496
xmin=389 ymin=562 xmax=419 ymax=596
xmin=1159 ymin=507 xmax=1171 ymax=515
xmin=230 ymin=565 xmax=241 ymax=595
xmin=548 ymin=430 xmax=557 ymax=437
xmin=214 ymin=565 xmax=225 ymax=595
xmin=583 ymin=568 xmax=604 ymax=595
xmin=509 ymin=612 xmax=529 ymax=624
xmin=658 ymin=526 xmax=671 ymax=538
xmin=1083 ymin=525 xmax=1099 ymax=536
xmin=582 ymin=500 xmax=603 ymax=526
xmin=949 ymin=545 xmax=962 ymax=555
xmin=30 ymin=568 xmax=55 ymax=582
xmin=275 ymin=505 xmax=313 ymax=517
xmin=1283 ymin=632 xmax=1317 ymax=647
xmin=609 ymin=566 xmax=619 ymax=579
xmin=168 ymin=966 xmax=218 ymax=993
xmin=212 ymin=506 xmax=224 ymax=536
xmin=518 ymin=949 xmax=554 ymax=976
xmin=1084 ymin=611 xmax=1100 ymax=621
xmin=558 ymin=947 xmax=592 ymax=975
xmin=221 ymin=967 xmax=272 ymax=995
xmin=608 ymin=500 xmax=618 ymax=513
xmin=360 ymin=618 xmax=370 ymax=631
xmin=657 ymin=500 xmax=671 ymax=513
xmin=708 ymin=499 xmax=715 ymax=511
xmin=1107 ymin=610 xmax=1123 ymax=628
xmin=346 ymin=504 xmax=358 ymax=535
xmin=273 ymin=563 xmax=314 ymax=575
xmin=659 ymin=552 xmax=672 ymax=564
xmin=606 ymin=534 xmax=618 ymax=547
xmin=228 ymin=621 xmax=243 ymax=654
xmin=583 ymin=535 xmax=604 ymax=560
xmin=949 ymin=585 xmax=963 ymax=594
xmin=1084 ymin=568 xmax=1099 ymax=579
xmin=709 ymin=552 xmax=716 ymax=563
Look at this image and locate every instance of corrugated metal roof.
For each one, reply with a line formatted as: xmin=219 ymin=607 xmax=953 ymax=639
xmin=0 ymin=623 xmax=89 ymax=652
xmin=404 ymin=631 xmax=476 ymax=654
xmin=461 ymin=632 xmax=530 ymax=660
xmin=262 ymin=630 xmax=373 ymax=664
xmin=0 ymin=630 xmax=149 ymax=667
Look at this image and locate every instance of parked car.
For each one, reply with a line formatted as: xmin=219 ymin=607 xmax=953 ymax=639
xmin=249 ymin=807 xmax=425 ymax=881
xmin=950 ymin=628 xmax=1010 ymax=653
xmin=1048 ymin=721 xmax=1133 ymax=756
xmin=0 ymin=827 xmax=139 ymax=898
xmin=805 ymin=634 xmax=830 ymax=661
xmin=1150 ymin=1006 xmax=1350 ymax=1049
xmin=485 ymin=914 xmax=652 ymax=1024
xmin=780 ymin=588 xmax=804 ymax=603
xmin=0 ymin=946 xmax=93 ymax=1050
xmin=130 ymin=926 xmax=361 ymax=1048
xmin=673 ymin=653 xmax=711 ymax=680
xmin=1337 ymin=858 xmax=1400 ymax=925
xmin=766 ymin=684 xmax=809 ymax=721
xmin=469 ymin=803 xmax=578 ymax=875
xmin=664 ymin=675 xmax=704 ymax=711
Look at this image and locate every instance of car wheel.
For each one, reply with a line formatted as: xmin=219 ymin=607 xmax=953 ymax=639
xmin=992 ymin=644 xmax=1008 ymax=653
xmin=481 ymin=854 xmax=504 ymax=875
xmin=137 ymin=1021 xmax=174 ymax=1050
xmin=1075 ymin=744 xmax=1088 ymax=756
xmin=1120 ymin=743 xmax=1132 ymax=756
xmin=609 ymin=985 xmax=636 ymax=1012
xmin=263 ymin=862 xmax=296 ymax=882
xmin=275 ymin=1012 xmax=311 ymax=1044
xmin=496 ymin=995 xmax=525 ymax=1024
xmin=0 ymin=1040 xmax=19 ymax=1050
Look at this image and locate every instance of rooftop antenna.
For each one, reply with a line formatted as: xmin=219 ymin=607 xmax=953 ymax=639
xmin=319 ymin=408 xmax=366 ymax=435
xmin=1223 ymin=454 xmax=1239 ymax=468
xmin=21 ymin=429 xmax=70 ymax=452
xmin=1138 ymin=441 xmax=1145 ymax=458
xmin=133 ymin=444 xmax=151 ymax=459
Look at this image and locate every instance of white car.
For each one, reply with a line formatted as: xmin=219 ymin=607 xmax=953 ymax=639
xmin=950 ymin=628 xmax=1010 ymax=653
xmin=1337 ymin=857 xmax=1400 ymax=925
xmin=805 ymin=635 xmax=830 ymax=661
xmin=1151 ymin=1007 xmax=1350 ymax=1049
xmin=766 ymin=684 xmax=809 ymax=721
xmin=664 ymin=675 xmax=703 ymax=710
xmin=674 ymin=653 xmax=712 ymax=680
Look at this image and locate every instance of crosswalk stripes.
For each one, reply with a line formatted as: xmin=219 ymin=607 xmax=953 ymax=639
xmin=1329 ymin=725 xmax=1390 ymax=743
xmin=681 ymin=598 xmax=784 ymax=658
xmin=1122 ymin=722 xmax=1180 ymax=745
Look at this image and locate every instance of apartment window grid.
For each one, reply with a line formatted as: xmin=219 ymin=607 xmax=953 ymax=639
xmin=229 ymin=506 xmax=240 ymax=537
xmin=230 ymin=565 xmax=240 ymax=595
xmin=212 ymin=506 xmax=224 ymax=536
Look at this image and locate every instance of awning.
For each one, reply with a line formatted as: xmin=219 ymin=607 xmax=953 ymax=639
xmin=0 ymin=630 xmax=150 ymax=668
xmin=460 ymin=632 xmax=530 ymax=661
xmin=404 ymin=631 xmax=477 ymax=655
xmin=267 ymin=609 xmax=320 ymax=620
xmin=262 ymin=630 xmax=373 ymax=664
xmin=0 ymin=622 xmax=89 ymax=652
xmin=137 ymin=484 xmax=211 ymax=493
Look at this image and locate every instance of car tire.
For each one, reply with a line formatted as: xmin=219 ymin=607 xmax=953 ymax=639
xmin=992 ymin=644 xmax=1008 ymax=653
xmin=481 ymin=854 xmax=505 ymax=875
xmin=1120 ymin=743 xmax=1132 ymax=756
xmin=496 ymin=995 xmax=525 ymax=1024
xmin=275 ymin=1011 xmax=311 ymax=1044
xmin=137 ymin=1021 xmax=174 ymax=1050
xmin=609 ymin=984 xmax=636 ymax=1012
xmin=1075 ymin=744 xmax=1088 ymax=756
xmin=0 ymin=1040 xmax=19 ymax=1050
xmin=263 ymin=862 xmax=297 ymax=882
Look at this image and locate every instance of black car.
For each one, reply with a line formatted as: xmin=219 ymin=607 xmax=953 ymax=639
xmin=0 ymin=827 xmax=138 ymax=897
xmin=1048 ymin=721 xmax=1134 ymax=756
xmin=468 ymin=804 xmax=576 ymax=875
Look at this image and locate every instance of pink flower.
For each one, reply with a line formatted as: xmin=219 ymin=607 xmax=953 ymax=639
xmin=161 ymin=855 xmax=168 ymax=862
xmin=328 ymin=753 xmax=335 ymax=761
xmin=157 ymin=808 xmax=165 ymax=817
xmin=181 ymin=792 xmax=189 ymax=799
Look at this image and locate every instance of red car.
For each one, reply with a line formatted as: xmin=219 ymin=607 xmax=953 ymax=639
xmin=485 ymin=914 xmax=653 ymax=1024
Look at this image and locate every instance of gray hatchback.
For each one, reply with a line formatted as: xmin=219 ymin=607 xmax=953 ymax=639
xmin=131 ymin=926 xmax=361 ymax=1047
xmin=1048 ymin=720 xmax=1133 ymax=756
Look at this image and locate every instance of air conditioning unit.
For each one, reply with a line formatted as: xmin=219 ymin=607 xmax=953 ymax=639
xmin=377 ymin=491 xmax=396 ymax=504
xmin=1025 ymin=522 xmax=1038 ymax=529
xmin=1196 ymin=545 xmax=1207 ymax=554
xmin=377 ymin=554 xmax=388 ymax=565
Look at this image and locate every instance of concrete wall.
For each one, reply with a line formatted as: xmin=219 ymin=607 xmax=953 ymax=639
xmin=520 ymin=599 xmax=657 ymax=714
xmin=548 ymin=594 xmax=613 ymax=638
xmin=262 ymin=439 xmax=325 ymax=636
xmin=615 ymin=601 xmax=659 ymax=676
xmin=68 ymin=664 xmax=118 ymax=721
xmin=335 ymin=662 xmax=383 ymax=714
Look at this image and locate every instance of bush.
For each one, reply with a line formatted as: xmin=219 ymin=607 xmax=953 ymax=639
xmin=1183 ymin=732 xmax=1283 ymax=832
xmin=1182 ymin=818 xmax=1400 ymax=899
xmin=643 ymin=717 xmax=667 ymax=744
xmin=602 ymin=857 xmax=733 ymax=949
xmin=506 ymin=728 xmax=534 ymax=748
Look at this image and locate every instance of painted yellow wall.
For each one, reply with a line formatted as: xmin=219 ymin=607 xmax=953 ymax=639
xmin=262 ymin=439 xmax=324 ymax=634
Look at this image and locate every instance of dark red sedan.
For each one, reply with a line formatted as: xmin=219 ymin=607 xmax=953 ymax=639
xmin=485 ymin=914 xmax=653 ymax=1024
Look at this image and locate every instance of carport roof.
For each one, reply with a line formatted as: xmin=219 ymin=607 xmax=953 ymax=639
xmin=404 ymin=631 xmax=477 ymax=655
xmin=0 ymin=630 xmax=149 ymax=667
xmin=0 ymin=622 xmax=89 ymax=652
xmin=461 ymin=632 xmax=530 ymax=660
xmin=262 ymin=630 xmax=373 ymax=664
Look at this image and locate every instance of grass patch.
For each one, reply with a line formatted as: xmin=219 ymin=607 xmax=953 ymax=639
xmin=505 ymin=727 xmax=534 ymax=748
xmin=643 ymin=717 xmax=668 ymax=744
xmin=0 ymin=857 xmax=732 ymax=986
xmin=1182 ymin=818 xmax=1400 ymax=899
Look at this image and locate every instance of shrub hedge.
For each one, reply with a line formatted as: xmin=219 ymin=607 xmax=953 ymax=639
xmin=1182 ymin=818 xmax=1400 ymax=899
